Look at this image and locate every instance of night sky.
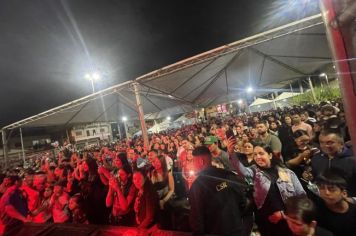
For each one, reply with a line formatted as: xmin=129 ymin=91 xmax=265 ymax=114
xmin=0 ymin=0 xmax=319 ymax=127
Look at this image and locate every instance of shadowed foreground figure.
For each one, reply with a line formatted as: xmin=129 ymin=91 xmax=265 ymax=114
xmin=189 ymin=146 xmax=249 ymax=236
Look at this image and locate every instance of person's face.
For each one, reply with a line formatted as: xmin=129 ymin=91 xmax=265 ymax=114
xmin=53 ymin=185 xmax=63 ymax=196
xmin=317 ymin=184 xmax=347 ymax=206
xmin=242 ymin=134 xmax=249 ymax=142
xmin=256 ymin=124 xmax=267 ymax=135
xmin=292 ymin=114 xmax=301 ymax=124
xmin=270 ymin=122 xmax=277 ymax=130
xmin=285 ymin=116 xmax=292 ymax=125
xmin=250 ymin=128 xmax=257 ymax=135
xmin=300 ymin=114 xmax=306 ymax=122
xmin=54 ymin=167 xmax=62 ymax=177
xmin=148 ymin=151 xmax=157 ymax=163
xmin=33 ymin=175 xmax=47 ymax=191
xmin=136 ymin=146 xmax=143 ymax=152
xmin=285 ymin=215 xmax=313 ymax=236
xmin=43 ymin=187 xmax=53 ymax=198
xmin=253 ymin=146 xmax=272 ymax=168
xmin=236 ymin=126 xmax=241 ymax=133
xmin=319 ymin=134 xmax=343 ymax=157
xmin=207 ymin=143 xmax=217 ymax=153
xmin=186 ymin=149 xmax=193 ymax=161
xmin=243 ymin=143 xmax=254 ymax=155
xmin=114 ymin=158 xmax=123 ymax=168
xmin=295 ymin=135 xmax=310 ymax=149
xmin=3 ymin=177 xmax=12 ymax=187
xmin=152 ymin=157 xmax=162 ymax=170
xmin=133 ymin=172 xmax=145 ymax=190
xmin=253 ymin=117 xmax=259 ymax=122
xmin=24 ymin=174 xmax=34 ymax=187
xmin=118 ymin=169 xmax=129 ymax=183
xmin=160 ymin=144 xmax=165 ymax=150
xmin=153 ymin=143 xmax=160 ymax=150
xmin=69 ymin=198 xmax=78 ymax=211
xmin=82 ymin=161 xmax=89 ymax=172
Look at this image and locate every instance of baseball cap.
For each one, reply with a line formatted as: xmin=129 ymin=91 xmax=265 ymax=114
xmin=204 ymin=136 xmax=218 ymax=145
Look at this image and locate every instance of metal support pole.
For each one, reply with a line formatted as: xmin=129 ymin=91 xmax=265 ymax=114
xmin=19 ymin=128 xmax=25 ymax=166
xmin=90 ymin=79 xmax=95 ymax=93
xmin=271 ymin=93 xmax=277 ymax=109
xmin=298 ymin=79 xmax=304 ymax=93
xmin=308 ymin=77 xmax=317 ymax=102
xmin=66 ymin=129 xmax=70 ymax=143
xmin=123 ymin=122 xmax=128 ymax=139
xmin=1 ymin=130 xmax=8 ymax=170
xmin=289 ymin=83 xmax=294 ymax=93
xmin=133 ymin=83 xmax=149 ymax=148
xmin=320 ymin=0 xmax=356 ymax=156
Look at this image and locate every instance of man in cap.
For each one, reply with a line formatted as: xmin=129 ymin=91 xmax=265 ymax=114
xmin=204 ymin=136 xmax=232 ymax=170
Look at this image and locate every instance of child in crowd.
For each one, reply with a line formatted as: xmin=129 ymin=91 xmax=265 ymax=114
xmin=68 ymin=194 xmax=88 ymax=224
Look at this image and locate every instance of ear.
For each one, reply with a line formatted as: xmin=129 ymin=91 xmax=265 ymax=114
xmin=342 ymin=189 xmax=348 ymax=198
xmin=269 ymin=153 xmax=273 ymax=160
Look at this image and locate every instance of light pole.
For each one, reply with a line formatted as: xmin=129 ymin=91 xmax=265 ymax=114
xmin=122 ymin=116 xmax=128 ymax=139
xmin=85 ymin=72 xmax=101 ymax=93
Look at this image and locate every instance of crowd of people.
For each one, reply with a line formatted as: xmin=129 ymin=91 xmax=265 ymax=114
xmin=1 ymin=101 xmax=356 ymax=236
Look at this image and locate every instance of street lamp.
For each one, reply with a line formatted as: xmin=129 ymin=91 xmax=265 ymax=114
xmin=166 ymin=116 xmax=171 ymax=121
xmin=85 ymin=72 xmax=101 ymax=93
xmin=246 ymin=86 xmax=254 ymax=93
xmin=238 ymin=99 xmax=243 ymax=105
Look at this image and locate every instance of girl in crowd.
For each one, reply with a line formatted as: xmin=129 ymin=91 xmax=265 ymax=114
xmin=149 ymin=154 xmax=175 ymax=229
xmin=229 ymin=142 xmax=306 ymax=236
xmin=182 ymin=146 xmax=195 ymax=190
xmin=237 ymin=142 xmax=256 ymax=167
xmin=78 ymin=157 xmax=109 ymax=224
xmin=68 ymin=193 xmax=88 ymax=224
xmin=98 ymin=152 xmax=130 ymax=186
xmin=106 ymin=165 xmax=137 ymax=226
xmin=132 ymin=170 xmax=159 ymax=229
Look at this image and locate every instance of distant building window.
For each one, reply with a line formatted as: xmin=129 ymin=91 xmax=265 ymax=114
xmin=100 ymin=128 xmax=105 ymax=133
xmin=86 ymin=130 xmax=90 ymax=136
xmin=75 ymin=131 xmax=82 ymax=136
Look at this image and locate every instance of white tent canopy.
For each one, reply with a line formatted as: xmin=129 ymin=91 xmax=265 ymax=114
xmin=2 ymin=14 xmax=332 ymax=131
xmin=249 ymin=98 xmax=275 ymax=112
xmin=275 ymin=92 xmax=301 ymax=101
xmin=249 ymin=98 xmax=274 ymax=106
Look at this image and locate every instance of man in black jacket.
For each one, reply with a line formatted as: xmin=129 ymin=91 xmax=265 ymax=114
xmin=189 ymin=146 xmax=248 ymax=236
xmin=311 ymin=129 xmax=356 ymax=196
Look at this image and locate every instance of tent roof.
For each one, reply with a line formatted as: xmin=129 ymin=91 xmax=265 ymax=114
xmin=2 ymin=14 xmax=332 ymax=130
xmin=249 ymin=98 xmax=273 ymax=107
xmin=275 ymin=92 xmax=300 ymax=100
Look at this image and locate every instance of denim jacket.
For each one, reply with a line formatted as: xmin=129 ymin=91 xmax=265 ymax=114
xmin=231 ymin=154 xmax=306 ymax=209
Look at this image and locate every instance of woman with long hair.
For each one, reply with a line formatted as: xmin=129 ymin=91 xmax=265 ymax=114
xmin=229 ymin=142 xmax=305 ymax=236
xmin=78 ymin=157 xmax=109 ymax=224
xmin=106 ymin=164 xmax=136 ymax=226
xmin=149 ymin=154 xmax=175 ymax=229
xmin=132 ymin=169 xmax=159 ymax=229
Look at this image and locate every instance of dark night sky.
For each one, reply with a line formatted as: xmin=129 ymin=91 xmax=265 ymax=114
xmin=0 ymin=0 xmax=319 ymax=127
